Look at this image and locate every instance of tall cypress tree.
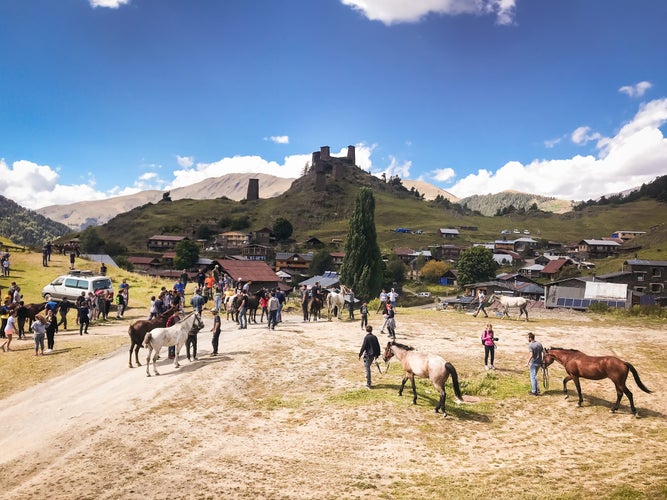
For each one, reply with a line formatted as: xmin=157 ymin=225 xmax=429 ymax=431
xmin=340 ymin=187 xmax=383 ymax=300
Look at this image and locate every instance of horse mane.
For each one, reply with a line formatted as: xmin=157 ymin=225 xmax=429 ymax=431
xmin=548 ymin=347 xmax=579 ymax=352
xmin=391 ymin=341 xmax=414 ymax=351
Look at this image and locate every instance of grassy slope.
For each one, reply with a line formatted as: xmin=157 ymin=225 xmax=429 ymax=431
xmin=87 ymin=166 xmax=666 ymax=261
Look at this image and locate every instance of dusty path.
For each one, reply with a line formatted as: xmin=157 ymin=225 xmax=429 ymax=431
xmin=1 ymin=308 xmax=665 ymax=499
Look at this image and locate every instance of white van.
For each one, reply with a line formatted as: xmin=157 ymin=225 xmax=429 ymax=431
xmin=42 ymin=270 xmax=113 ymax=301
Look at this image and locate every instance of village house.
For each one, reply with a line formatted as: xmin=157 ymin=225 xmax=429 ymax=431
xmin=275 ymin=252 xmax=313 ymax=274
xmin=577 ymin=239 xmax=621 ymax=259
xmin=127 ymin=256 xmax=162 ymax=273
xmin=611 ymin=230 xmax=646 ymax=242
xmin=251 ymin=227 xmax=273 ymax=245
xmin=241 ymin=244 xmax=273 ymax=262
xmin=623 ymin=258 xmax=667 ymax=298
xmin=216 ymin=231 xmax=251 ymax=248
xmin=439 ymin=228 xmax=460 ymax=239
xmin=147 ymin=235 xmax=187 ymax=252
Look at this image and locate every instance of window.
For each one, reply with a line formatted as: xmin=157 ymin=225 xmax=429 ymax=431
xmin=651 ymin=268 xmax=662 ymax=278
xmin=650 ymin=283 xmax=664 ymax=293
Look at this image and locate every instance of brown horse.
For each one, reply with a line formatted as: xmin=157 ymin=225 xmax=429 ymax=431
xmin=127 ymin=305 xmax=178 ymax=368
xmin=543 ymin=347 xmax=652 ymax=414
xmin=13 ymin=302 xmax=48 ymax=338
xmin=309 ymin=296 xmax=325 ymax=321
xmin=383 ymin=341 xmax=463 ymax=416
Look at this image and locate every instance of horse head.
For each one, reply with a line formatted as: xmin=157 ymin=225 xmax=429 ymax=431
xmin=382 ymin=341 xmax=395 ymax=362
xmin=542 ymin=348 xmax=555 ymax=368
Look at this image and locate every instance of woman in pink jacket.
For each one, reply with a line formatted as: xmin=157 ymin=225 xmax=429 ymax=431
xmin=481 ymin=323 xmax=497 ymax=370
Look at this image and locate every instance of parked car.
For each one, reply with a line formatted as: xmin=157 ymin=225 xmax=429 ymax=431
xmin=501 ymin=229 xmax=511 ymax=235
xmin=42 ymin=270 xmax=113 ymax=301
xmin=418 ymin=291 xmax=431 ymax=297
xmin=523 ymin=229 xmax=531 ymax=235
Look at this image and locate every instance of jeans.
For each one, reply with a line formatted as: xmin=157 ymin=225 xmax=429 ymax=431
xmin=211 ymin=332 xmax=219 ymax=355
xmin=238 ymin=307 xmax=247 ymax=329
xmin=186 ymin=335 xmax=198 ymax=359
xmin=34 ymin=333 xmax=45 ymax=352
xmin=268 ymin=310 xmax=278 ymax=329
xmin=530 ymin=362 xmax=540 ymax=394
xmin=363 ymin=355 xmax=374 ymax=387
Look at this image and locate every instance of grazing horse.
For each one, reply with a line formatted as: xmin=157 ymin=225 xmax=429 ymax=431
xmin=127 ymin=305 xmax=178 ymax=368
xmin=543 ymin=347 xmax=652 ymax=414
xmin=326 ymin=290 xmax=346 ymax=321
xmin=383 ymin=341 xmax=463 ymax=416
xmin=143 ymin=312 xmax=205 ymax=377
xmin=488 ymin=294 xmax=529 ymax=321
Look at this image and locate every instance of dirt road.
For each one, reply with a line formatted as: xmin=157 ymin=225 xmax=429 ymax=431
xmin=1 ymin=308 xmax=665 ymax=499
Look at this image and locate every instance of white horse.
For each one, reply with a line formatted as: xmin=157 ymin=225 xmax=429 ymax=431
xmin=326 ymin=290 xmax=346 ymax=321
xmin=143 ymin=312 xmax=205 ymax=376
xmin=488 ymin=294 xmax=529 ymax=321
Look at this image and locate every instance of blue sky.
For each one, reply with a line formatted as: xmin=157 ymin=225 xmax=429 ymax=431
xmin=1 ymin=0 xmax=666 ymax=210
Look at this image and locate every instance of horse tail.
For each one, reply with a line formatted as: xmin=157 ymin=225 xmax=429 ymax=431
xmin=445 ymin=362 xmax=464 ymax=402
xmin=625 ymin=362 xmax=652 ymax=393
xmin=143 ymin=332 xmax=152 ymax=349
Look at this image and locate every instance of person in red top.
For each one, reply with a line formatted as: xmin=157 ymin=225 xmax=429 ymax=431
xmin=204 ymin=274 xmax=216 ymax=300
xmin=481 ymin=323 xmax=497 ymax=370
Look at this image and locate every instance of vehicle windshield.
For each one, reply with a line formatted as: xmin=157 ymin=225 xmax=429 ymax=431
xmin=93 ymin=279 xmax=112 ymax=291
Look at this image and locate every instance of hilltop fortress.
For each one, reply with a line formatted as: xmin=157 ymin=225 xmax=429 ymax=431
xmin=311 ymin=145 xmax=356 ymax=192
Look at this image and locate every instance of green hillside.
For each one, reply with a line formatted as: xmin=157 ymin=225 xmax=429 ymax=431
xmin=0 ymin=195 xmax=71 ymax=247
xmin=76 ymin=167 xmax=666 ymax=260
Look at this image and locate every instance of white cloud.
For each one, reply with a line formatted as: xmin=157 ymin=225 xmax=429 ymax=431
xmin=267 ymin=135 xmax=289 ymax=144
xmin=571 ymin=126 xmax=603 ymax=145
xmin=619 ymin=81 xmax=652 ymax=98
xmin=544 ymin=137 xmax=562 ymax=148
xmin=447 ymin=98 xmax=667 ymax=200
xmin=176 ymin=155 xmax=194 ymax=168
xmin=431 ymin=167 xmax=456 ymax=182
xmin=89 ymin=0 xmax=130 ymax=8
xmin=341 ymin=0 xmax=517 ymax=26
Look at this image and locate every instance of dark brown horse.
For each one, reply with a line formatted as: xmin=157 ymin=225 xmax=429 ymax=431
xmin=383 ymin=341 xmax=463 ymax=416
xmin=543 ymin=347 xmax=652 ymax=415
xmin=12 ymin=302 xmax=48 ymax=338
xmin=127 ymin=305 xmax=178 ymax=368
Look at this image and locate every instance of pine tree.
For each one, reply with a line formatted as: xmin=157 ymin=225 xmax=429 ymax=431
xmin=340 ymin=187 xmax=383 ymax=300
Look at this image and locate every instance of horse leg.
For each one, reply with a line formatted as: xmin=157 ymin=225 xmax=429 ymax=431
xmin=562 ymin=375 xmax=572 ymax=399
xmin=174 ymin=343 xmax=181 ymax=368
xmin=410 ymin=376 xmax=418 ymax=405
xmin=135 ymin=345 xmax=141 ymax=367
xmin=398 ymin=376 xmax=409 ymax=397
xmin=572 ymin=377 xmax=584 ymax=407
xmin=153 ymin=351 xmax=161 ymax=376
xmin=145 ymin=346 xmax=152 ymax=377
xmin=129 ymin=343 xmax=135 ymax=368
xmin=435 ymin=388 xmax=446 ymax=415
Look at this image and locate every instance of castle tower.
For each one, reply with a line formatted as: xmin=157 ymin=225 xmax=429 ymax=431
xmin=246 ymin=178 xmax=259 ymax=201
xmin=321 ymin=146 xmax=330 ymax=161
xmin=347 ymin=145 xmax=356 ymax=166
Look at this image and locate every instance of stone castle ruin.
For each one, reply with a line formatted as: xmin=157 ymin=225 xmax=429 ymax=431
xmin=246 ymin=178 xmax=259 ymax=201
xmin=311 ymin=145 xmax=356 ymax=192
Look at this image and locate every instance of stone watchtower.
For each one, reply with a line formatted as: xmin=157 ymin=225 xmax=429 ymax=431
xmin=312 ymin=145 xmax=356 ymax=191
xmin=246 ymin=178 xmax=259 ymax=201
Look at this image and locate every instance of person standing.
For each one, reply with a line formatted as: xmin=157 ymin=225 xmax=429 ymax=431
xmin=347 ymin=288 xmax=355 ymax=320
xmin=388 ymin=288 xmax=399 ymax=307
xmin=527 ymin=332 xmax=544 ymax=396
xmin=190 ymin=288 xmax=206 ymax=315
xmin=259 ymin=293 xmax=269 ymax=323
xmin=45 ymin=308 xmax=57 ymax=351
xmin=472 ymin=289 xmax=488 ymax=318
xmin=358 ymin=325 xmax=381 ymax=388
xmin=237 ymin=291 xmax=248 ymax=329
xmin=78 ymin=299 xmax=90 ymax=335
xmin=385 ymin=304 xmax=396 ymax=339
xmin=359 ymin=301 xmax=369 ymax=330
xmin=376 ymin=289 xmax=387 ymax=314
xmin=31 ymin=314 xmax=48 ymax=356
xmin=186 ymin=319 xmax=199 ymax=362
xmin=481 ymin=323 xmax=497 ymax=370
xmin=275 ymin=288 xmax=285 ymax=323
xmin=57 ymin=297 xmax=71 ymax=330
xmin=69 ymin=251 xmax=76 ymax=270
xmin=210 ymin=309 xmax=221 ymax=356
xmin=300 ymin=285 xmax=309 ymax=322
xmin=119 ymin=279 xmax=130 ymax=308
xmin=1 ymin=308 xmax=18 ymax=352
xmin=267 ymin=292 xmax=279 ymax=330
